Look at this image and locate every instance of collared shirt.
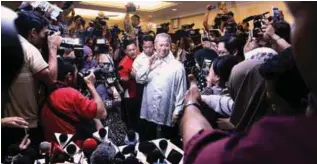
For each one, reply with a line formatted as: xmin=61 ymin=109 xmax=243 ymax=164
xmin=4 ymin=35 xmax=48 ymax=128
xmin=136 ymin=52 xmax=187 ymax=126
xmin=132 ymin=52 xmax=152 ymax=84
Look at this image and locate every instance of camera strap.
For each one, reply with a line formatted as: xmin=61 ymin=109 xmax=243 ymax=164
xmin=46 ymin=97 xmax=78 ymax=126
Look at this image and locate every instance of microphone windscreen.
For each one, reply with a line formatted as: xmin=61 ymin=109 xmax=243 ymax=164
xmin=159 ymin=139 xmax=168 ymax=151
xmin=82 ymin=138 xmax=98 ymax=153
xmin=59 ymin=134 xmax=68 ymax=143
xmin=39 ymin=142 xmax=51 ymax=154
xmin=146 ymin=148 xmax=165 ymax=164
xmin=66 ymin=144 xmax=77 ymax=155
xmin=90 ymin=143 xmax=116 ymax=164
xmin=122 ymin=145 xmax=135 ymax=155
xmin=138 ymin=141 xmax=157 ymax=156
xmin=98 ymin=128 xmax=107 ymax=138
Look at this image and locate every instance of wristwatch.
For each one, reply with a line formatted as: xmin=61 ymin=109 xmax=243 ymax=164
xmin=183 ymin=101 xmax=201 ymax=110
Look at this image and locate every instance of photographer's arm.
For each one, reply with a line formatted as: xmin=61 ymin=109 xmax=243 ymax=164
xmin=203 ymin=8 xmax=211 ymax=30
xmin=87 ymin=83 xmax=107 ymax=119
xmin=33 ymin=35 xmax=62 ymax=90
xmin=124 ymin=11 xmax=132 ymax=34
xmin=270 ymin=34 xmax=291 ymax=52
xmin=35 ymin=34 xmax=62 ymax=86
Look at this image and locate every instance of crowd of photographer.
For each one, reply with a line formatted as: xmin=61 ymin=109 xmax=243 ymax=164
xmin=3 ymin=1 xmax=317 ymax=164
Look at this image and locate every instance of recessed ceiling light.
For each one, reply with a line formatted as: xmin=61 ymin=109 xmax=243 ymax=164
xmin=172 ymin=8 xmax=177 ymax=11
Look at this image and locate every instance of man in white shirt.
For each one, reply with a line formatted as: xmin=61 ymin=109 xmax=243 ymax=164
xmin=135 ymin=33 xmax=187 ymax=141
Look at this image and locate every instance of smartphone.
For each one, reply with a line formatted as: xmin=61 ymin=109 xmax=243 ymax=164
xmin=272 ymin=7 xmax=281 ymax=21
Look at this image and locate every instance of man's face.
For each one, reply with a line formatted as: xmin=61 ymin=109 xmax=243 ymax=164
xmin=125 ymin=43 xmax=137 ymax=59
xmin=30 ymin=27 xmax=47 ymax=48
xmin=142 ymin=41 xmax=154 ymax=56
xmin=286 ymin=2 xmax=317 ymax=93
xmin=155 ymin=37 xmax=170 ymax=58
xmin=131 ymin=16 xmax=140 ymax=27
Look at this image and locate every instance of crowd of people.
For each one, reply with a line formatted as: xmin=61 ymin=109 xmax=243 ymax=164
xmin=2 ymin=1 xmax=317 ymax=164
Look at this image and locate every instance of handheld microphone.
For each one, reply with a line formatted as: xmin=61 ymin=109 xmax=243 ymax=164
xmin=82 ymin=138 xmax=98 ymax=161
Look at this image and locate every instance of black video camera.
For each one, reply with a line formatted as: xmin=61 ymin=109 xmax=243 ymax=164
xmin=94 ymin=38 xmax=109 ymax=54
xmin=156 ymin=22 xmax=170 ymax=34
xmin=79 ymin=64 xmax=118 ymax=87
xmin=243 ymin=12 xmax=269 ymax=38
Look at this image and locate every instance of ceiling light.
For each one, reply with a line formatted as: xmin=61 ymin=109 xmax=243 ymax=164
xmin=172 ymin=8 xmax=177 ymax=11
xmin=79 ymin=1 xmax=177 ymax=12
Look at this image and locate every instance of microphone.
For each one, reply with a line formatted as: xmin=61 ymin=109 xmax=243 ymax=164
xmin=93 ymin=127 xmax=109 ymax=143
xmin=124 ymin=130 xmax=139 ymax=146
xmin=55 ymin=133 xmax=73 ymax=149
xmin=158 ymin=139 xmax=168 ymax=154
xmin=99 ymin=128 xmax=107 ymax=139
xmin=82 ymin=138 xmax=98 ymax=161
xmin=82 ymin=138 xmax=98 ymax=153
xmin=39 ymin=142 xmax=51 ymax=155
xmin=90 ymin=142 xmax=117 ymax=164
xmin=39 ymin=142 xmax=51 ymax=164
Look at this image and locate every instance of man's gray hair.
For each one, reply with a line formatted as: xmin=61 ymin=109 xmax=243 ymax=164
xmin=155 ymin=33 xmax=172 ymax=44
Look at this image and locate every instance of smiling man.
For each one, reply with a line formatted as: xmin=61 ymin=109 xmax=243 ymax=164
xmin=136 ymin=33 xmax=187 ymax=141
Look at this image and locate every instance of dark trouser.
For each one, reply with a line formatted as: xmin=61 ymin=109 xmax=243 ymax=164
xmin=138 ymin=119 xmax=181 ymax=147
xmin=123 ymin=97 xmax=140 ymax=131
xmin=1 ymin=127 xmax=43 ymax=161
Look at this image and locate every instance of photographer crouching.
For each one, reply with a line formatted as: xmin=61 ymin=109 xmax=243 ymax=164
xmin=2 ymin=9 xmax=62 ymax=157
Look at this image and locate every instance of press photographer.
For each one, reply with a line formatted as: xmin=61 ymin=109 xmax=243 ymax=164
xmin=40 ymin=58 xmax=107 ymax=148
xmin=2 ymin=6 xmax=63 ymax=155
xmin=124 ymin=2 xmax=143 ymax=51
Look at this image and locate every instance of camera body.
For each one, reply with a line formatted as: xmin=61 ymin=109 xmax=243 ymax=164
xmin=126 ymin=2 xmax=137 ymax=13
xmin=156 ymin=22 xmax=170 ymax=34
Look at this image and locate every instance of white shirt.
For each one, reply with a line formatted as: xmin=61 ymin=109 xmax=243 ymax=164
xmin=135 ymin=52 xmax=187 ymax=127
xmin=132 ymin=52 xmax=152 ymax=84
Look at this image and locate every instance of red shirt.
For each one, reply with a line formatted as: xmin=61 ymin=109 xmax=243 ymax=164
xmin=40 ymin=87 xmax=97 ymax=146
xmin=118 ymin=55 xmax=137 ymax=98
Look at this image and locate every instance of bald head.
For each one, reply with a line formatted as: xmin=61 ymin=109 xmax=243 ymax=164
xmin=286 ymin=2 xmax=317 ymax=94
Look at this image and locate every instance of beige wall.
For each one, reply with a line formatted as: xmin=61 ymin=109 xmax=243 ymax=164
xmin=78 ymin=1 xmax=293 ymax=33
xmin=153 ymin=1 xmax=293 ymax=33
